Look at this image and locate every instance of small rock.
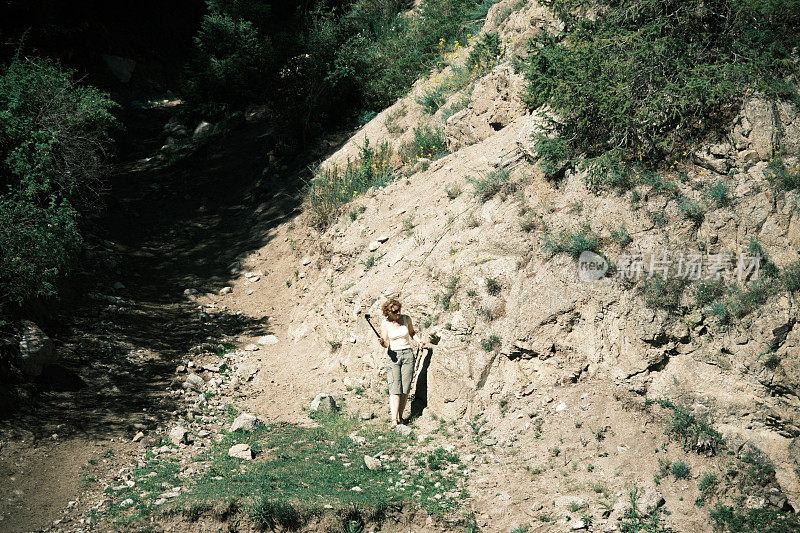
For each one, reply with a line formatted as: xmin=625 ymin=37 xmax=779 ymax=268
xmin=359 ymin=412 xmax=374 ymax=420
xmin=113 ymin=282 xmax=126 ymax=290
xmin=169 ymin=426 xmax=189 ymax=446
xmin=132 ymin=431 xmax=144 ymax=442
xmin=349 ymin=432 xmax=367 ymax=445
xmin=219 ymin=286 xmax=232 ymax=295
xmin=555 ymin=401 xmax=567 ymax=412
xmin=301 ymin=256 xmax=312 ymax=266
xmin=368 ymin=241 xmax=380 ymax=252
xmin=377 ymin=235 xmax=389 ymax=243
xmin=393 ymin=425 xmax=412 ymax=436
xmin=228 ymin=443 xmax=253 ymax=460
xmin=120 ymin=498 xmax=134 ymax=508
xmin=184 ymin=288 xmax=198 ymax=295
xmin=350 ymin=486 xmax=363 ymax=492
xmin=230 ymin=413 xmax=259 ymax=432
xmin=257 ymin=335 xmax=279 ymax=346
xmin=364 ymin=455 xmax=382 ymax=470
xmin=183 ymin=373 xmax=205 ymax=391
xmin=246 ymin=289 xmax=254 ymax=295
xmin=244 ymin=344 xmax=260 ymax=351
xmin=482 ymin=437 xmax=497 ymax=446
xmin=193 ymin=121 xmax=211 ymax=137
xmin=236 ymin=365 xmax=257 ymax=381
xmin=310 ymin=393 xmax=336 ymax=412
xmin=570 ymin=519 xmax=587 ymax=530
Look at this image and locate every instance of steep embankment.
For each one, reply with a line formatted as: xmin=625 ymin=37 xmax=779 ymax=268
xmin=7 ymin=1 xmax=800 ymax=531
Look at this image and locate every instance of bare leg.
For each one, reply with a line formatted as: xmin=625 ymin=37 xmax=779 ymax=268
xmin=398 ymin=393 xmax=409 ymax=423
xmin=389 ymin=394 xmax=401 ymax=426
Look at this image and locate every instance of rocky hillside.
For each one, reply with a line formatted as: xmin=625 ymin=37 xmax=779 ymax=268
xmin=273 ymin=0 xmax=800 ymax=519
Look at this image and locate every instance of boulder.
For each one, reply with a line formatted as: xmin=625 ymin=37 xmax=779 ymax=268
xmin=311 ymin=393 xmax=336 ymax=412
xmin=230 ymin=413 xmax=259 ymax=432
xmin=169 ymin=426 xmax=189 ymax=446
xmin=228 ymin=443 xmax=253 ymax=460
xmin=364 ymin=455 xmax=382 ymax=471
xmin=17 ymin=321 xmax=56 ymax=378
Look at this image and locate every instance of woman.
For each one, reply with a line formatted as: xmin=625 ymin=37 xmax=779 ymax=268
xmin=378 ymin=298 xmax=425 ymax=427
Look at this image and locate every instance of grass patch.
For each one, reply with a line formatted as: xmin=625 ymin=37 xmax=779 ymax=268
xmin=541 ymin=225 xmax=600 ymax=259
xmin=445 ymin=182 xmax=462 ymax=199
xmin=466 ymin=167 xmax=515 ymax=201
xmin=101 ymin=411 xmax=468 ymax=529
xmin=641 ymin=273 xmax=686 ymax=312
xmin=704 ymin=180 xmax=732 ymax=207
xmin=485 ymin=277 xmax=501 ymax=296
xmin=671 ymin=460 xmax=690 ymax=480
xmin=709 ymin=505 xmax=800 ymax=533
xmin=695 ymin=278 xmax=727 ymax=308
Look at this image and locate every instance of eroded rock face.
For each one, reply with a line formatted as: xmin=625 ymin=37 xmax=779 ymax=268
xmin=17 ymin=321 xmax=56 ymax=378
xmin=445 ymin=64 xmax=527 ymax=151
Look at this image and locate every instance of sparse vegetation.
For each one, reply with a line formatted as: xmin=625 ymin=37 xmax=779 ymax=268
xmin=485 ymin=277 xmax=501 ymax=295
xmin=307 ymin=140 xmax=394 ymax=228
xmin=481 ymin=334 xmax=501 ymax=351
xmin=400 ymin=124 xmax=448 ymax=162
xmin=445 ymin=182 xmax=462 ymax=199
xmin=641 ymin=273 xmax=686 ymax=312
xmin=541 ymin=225 xmax=600 ymax=259
xmin=704 ymin=180 xmax=732 ymax=207
xmin=657 ymin=398 xmax=724 ymax=454
xmin=467 ymin=167 xmax=515 ymax=201
xmin=671 ymin=460 xmax=690 ymax=479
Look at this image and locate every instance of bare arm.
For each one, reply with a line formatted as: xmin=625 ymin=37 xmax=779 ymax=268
xmin=379 ymin=321 xmax=389 ymax=348
xmin=407 ymin=316 xmax=424 ymax=347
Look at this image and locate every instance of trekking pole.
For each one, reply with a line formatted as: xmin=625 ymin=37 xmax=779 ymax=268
xmin=364 ymin=313 xmax=381 ymax=339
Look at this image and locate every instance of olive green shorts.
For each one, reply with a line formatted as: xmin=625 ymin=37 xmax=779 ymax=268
xmin=386 ymin=348 xmax=415 ymax=395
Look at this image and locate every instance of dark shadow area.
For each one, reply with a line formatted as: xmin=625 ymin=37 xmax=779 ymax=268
xmin=0 ymin=103 xmax=311 ymax=439
xmin=410 ymin=348 xmax=432 ymax=419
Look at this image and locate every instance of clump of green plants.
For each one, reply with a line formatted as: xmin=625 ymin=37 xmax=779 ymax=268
xmin=349 ymin=205 xmax=367 ymax=221
xmin=523 ymin=0 xmax=800 ymax=180
xmin=445 ymin=182 xmax=462 ymax=199
xmin=610 ymin=226 xmax=633 ymax=248
xmin=671 ymin=459 xmax=691 ymax=479
xmin=709 ymin=504 xmax=800 ymax=532
xmin=783 ymin=261 xmax=800 ymax=292
xmin=438 ymin=275 xmax=459 ymax=311
xmin=695 ymin=278 xmax=727 ymax=307
xmin=619 ymin=485 xmax=669 ymax=532
xmin=485 ymin=277 xmax=501 ymax=295
xmin=541 ymin=225 xmax=600 ymax=259
xmin=481 ymin=334 xmax=501 ymax=351
xmin=400 ymin=124 xmax=448 ymax=162
xmin=0 ymin=56 xmax=118 ymax=314
xmin=698 ymin=472 xmax=718 ymax=500
xmin=307 ymin=139 xmax=394 ymax=228
xmin=361 ymin=255 xmax=377 ymax=271
xmin=678 ymin=198 xmax=705 ymax=225
xmin=466 ymin=167 xmax=515 ymax=201
xmin=466 ymin=32 xmax=502 ymax=75
xmin=641 ymin=273 xmax=686 ymax=312
xmin=531 ymin=134 xmax=570 ymax=178
xmin=704 ymin=180 xmax=732 ymax=207
xmin=656 ymin=398 xmax=724 ymax=454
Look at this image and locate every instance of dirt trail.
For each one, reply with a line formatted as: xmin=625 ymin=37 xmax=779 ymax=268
xmin=0 ymin=105 xmax=307 ymax=532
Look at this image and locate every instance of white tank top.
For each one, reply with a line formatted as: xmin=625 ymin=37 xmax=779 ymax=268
xmin=383 ymin=315 xmax=412 ymax=350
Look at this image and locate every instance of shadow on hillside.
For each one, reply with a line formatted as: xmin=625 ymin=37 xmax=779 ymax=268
xmin=0 ymin=106 xmax=310 ymax=439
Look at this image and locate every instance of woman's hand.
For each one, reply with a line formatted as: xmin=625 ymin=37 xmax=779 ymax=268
xmin=378 ymin=338 xmax=387 ymax=348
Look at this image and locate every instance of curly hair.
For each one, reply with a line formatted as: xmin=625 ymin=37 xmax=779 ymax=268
xmin=381 ymin=298 xmax=402 ymax=318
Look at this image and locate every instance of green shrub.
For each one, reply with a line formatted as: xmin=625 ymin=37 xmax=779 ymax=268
xmin=695 ymin=278 xmax=727 ymax=307
xmin=698 ymin=472 xmax=718 ymax=498
xmin=783 ymin=261 xmax=800 ymax=292
xmin=532 ymin=134 xmax=569 ymax=178
xmin=485 ymin=277 xmax=501 ymax=295
xmin=185 ymin=11 xmax=274 ymax=112
xmin=709 ymin=505 xmax=800 ymax=533
xmin=445 ymin=182 xmax=462 ymax=199
xmin=678 ymin=198 xmax=705 ymax=225
xmin=657 ymin=398 xmax=724 ymax=454
xmin=671 ymin=460 xmax=690 ymax=479
xmin=466 ymin=32 xmax=502 ymax=75
xmin=728 ymin=279 xmax=774 ymax=318
xmin=400 ymin=124 xmax=448 ymax=162
xmin=641 ymin=274 xmax=686 ymax=312
xmin=523 ymin=0 xmax=799 ymax=174
xmin=610 ymin=226 xmax=633 ymax=248
xmin=306 ymin=139 xmax=394 ymax=228
xmin=541 ymin=226 xmax=600 ymax=259
xmin=0 ymin=56 xmax=117 ymax=310
xmin=481 ymin=334 xmax=501 ymax=351
xmin=704 ymin=180 xmax=732 ymax=207
xmin=747 ymin=240 xmax=780 ymax=278
xmin=467 ymin=167 xmax=514 ymax=201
